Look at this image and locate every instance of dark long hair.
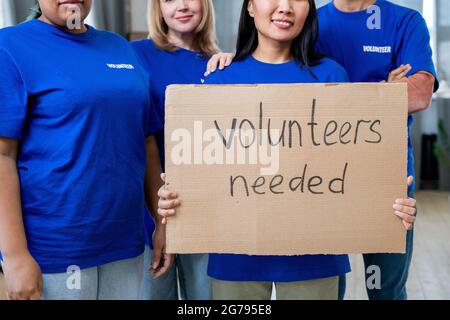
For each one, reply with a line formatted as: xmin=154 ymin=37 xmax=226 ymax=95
xmin=234 ymin=0 xmax=323 ymax=75
xmin=27 ymin=1 xmax=42 ymax=20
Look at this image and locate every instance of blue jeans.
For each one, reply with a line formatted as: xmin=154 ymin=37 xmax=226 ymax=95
xmin=140 ymin=246 xmax=212 ymax=300
xmin=339 ymin=227 xmax=415 ymax=300
xmin=41 ymin=254 xmax=144 ymax=300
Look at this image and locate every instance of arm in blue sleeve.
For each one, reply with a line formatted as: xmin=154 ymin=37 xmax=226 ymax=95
xmin=394 ymin=12 xmax=439 ymax=92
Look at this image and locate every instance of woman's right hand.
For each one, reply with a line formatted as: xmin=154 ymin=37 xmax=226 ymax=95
xmin=157 ymin=173 xmax=181 ymax=225
xmin=2 ymin=252 xmax=43 ymax=300
xmin=204 ymin=52 xmax=235 ymax=77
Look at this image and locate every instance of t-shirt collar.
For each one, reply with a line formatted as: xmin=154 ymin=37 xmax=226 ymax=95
xmin=29 ymin=18 xmax=96 ymax=41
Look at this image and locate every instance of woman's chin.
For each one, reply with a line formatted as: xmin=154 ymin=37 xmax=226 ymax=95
xmin=267 ymin=34 xmax=297 ymax=43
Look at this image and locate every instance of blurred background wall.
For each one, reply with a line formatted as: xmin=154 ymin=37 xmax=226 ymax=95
xmin=1 ymin=0 xmax=449 ymax=191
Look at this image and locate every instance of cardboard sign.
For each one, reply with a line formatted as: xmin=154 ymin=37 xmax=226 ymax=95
xmin=164 ymin=83 xmax=408 ymax=255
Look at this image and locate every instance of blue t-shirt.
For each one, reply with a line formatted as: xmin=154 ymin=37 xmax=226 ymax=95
xmin=0 ymin=19 xmax=162 ymax=273
xmin=131 ymin=39 xmax=208 ymax=248
xmin=204 ymin=55 xmax=351 ymax=282
xmin=317 ymin=0 xmax=439 ymax=193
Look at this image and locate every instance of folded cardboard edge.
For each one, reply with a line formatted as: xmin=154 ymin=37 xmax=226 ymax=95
xmin=166 ymin=82 xmax=408 ymax=90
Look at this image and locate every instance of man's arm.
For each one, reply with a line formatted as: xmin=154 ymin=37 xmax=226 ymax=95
xmin=407 ymin=71 xmax=435 ymax=114
xmin=386 ymin=66 xmax=435 ymax=114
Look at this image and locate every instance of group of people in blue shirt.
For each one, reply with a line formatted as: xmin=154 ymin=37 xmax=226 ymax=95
xmin=0 ymin=0 xmax=438 ymax=300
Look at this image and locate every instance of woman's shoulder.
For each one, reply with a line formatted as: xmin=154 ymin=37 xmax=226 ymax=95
xmin=0 ymin=24 xmax=19 ymax=39
xmin=382 ymin=0 xmax=421 ymax=16
xmin=311 ymin=57 xmax=349 ymax=82
xmin=313 ymin=57 xmax=346 ymax=73
xmin=130 ymin=39 xmax=172 ymax=62
xmin=130 ymin=38 xmax=157 ymax=51
xmin=0 ymin=21 xmax=34 ymax=47
xmin=203 ymin=60 xmax=243 ymax=84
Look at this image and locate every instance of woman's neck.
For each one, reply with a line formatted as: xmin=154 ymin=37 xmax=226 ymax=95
xmin=38 ymin=16 xmax=88 ymax=34
xmin=334 ymin=0 xmax=377 ymax=12
xmin=252 ymin=35 xmax=293 ymax=64
xmin=168 ymin=29 xmax=196 ymax=51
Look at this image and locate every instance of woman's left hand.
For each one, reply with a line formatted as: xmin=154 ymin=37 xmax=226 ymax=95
xmin=204 ymin=52 xmax=235 ymax=77
xmin=393 ymin=176 xmax=417 ymax=230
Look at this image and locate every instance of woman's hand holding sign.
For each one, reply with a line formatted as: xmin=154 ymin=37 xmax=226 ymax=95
xmin=158 ymin=174 xmax=417 ymax=231
xmin=394 ymin=176 xmax=417 ymax=231
xmin=158 ymin=173 xmax=180 ymax=225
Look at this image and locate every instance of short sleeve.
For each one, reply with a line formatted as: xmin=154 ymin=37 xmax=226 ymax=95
xmin=322 ymin=59 xmax=350 ymax=83
xmin=394 ymin=12 xmax=439 ymax=92
xmin=330 ymin=65 xmax=350 ymax=83
xmin=0 ymin=49 xmax=28 ymax=139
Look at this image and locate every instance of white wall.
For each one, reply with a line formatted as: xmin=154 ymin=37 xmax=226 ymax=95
xmin=131 ymin=0 xmax=148 ymax=33
xmin=213 ymin=0 xmax=242 ymax=52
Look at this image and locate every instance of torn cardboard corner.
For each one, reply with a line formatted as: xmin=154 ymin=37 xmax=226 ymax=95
xmin=164 ymin=83 xmax=408 ymax=256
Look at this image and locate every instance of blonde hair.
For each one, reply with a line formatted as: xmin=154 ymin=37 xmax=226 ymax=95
xmin=147 ymin=0 xmax=220 ymax=57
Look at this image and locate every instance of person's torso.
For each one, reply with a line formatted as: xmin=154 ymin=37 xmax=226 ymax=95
xmin=131 ymin=40 xmax=208 ymax=122
xmin=316 ymin=0 xmax=437 ymax=191
xmin=317 ymin=0 xmax=414 ymax=83
xmin=204 ymin=56 xmax=351 ymax=282
xmin=205 ymin=55 xmax=348 ymax=85
xmin=0 ymin=19 xmax=153 ymax=272
xmin=131 ymin=39 xmax=209 ymax=248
